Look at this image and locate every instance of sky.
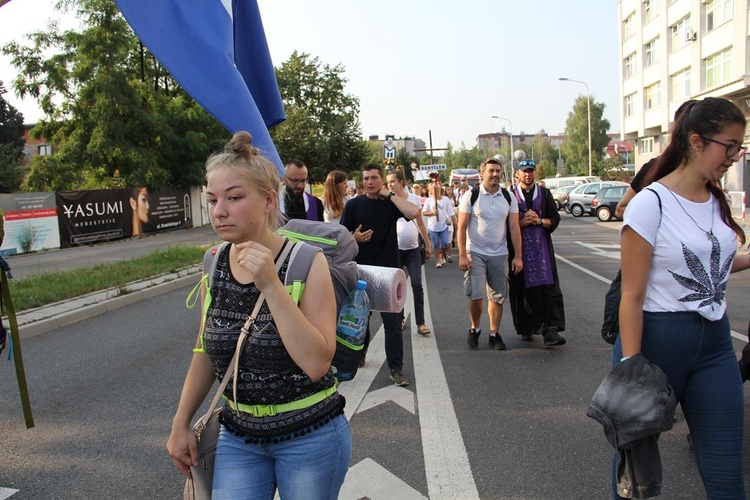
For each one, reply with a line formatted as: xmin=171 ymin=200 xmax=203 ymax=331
xmin=0 ymin=0 xmax=622 ymax=151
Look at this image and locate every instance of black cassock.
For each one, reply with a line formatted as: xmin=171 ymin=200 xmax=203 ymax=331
xmin=507 ymin=185 xmax=566 ymax=336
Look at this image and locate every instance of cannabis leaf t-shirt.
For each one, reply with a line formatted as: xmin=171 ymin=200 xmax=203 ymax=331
xmin=623 ymin=182 xmax=737 ymax=321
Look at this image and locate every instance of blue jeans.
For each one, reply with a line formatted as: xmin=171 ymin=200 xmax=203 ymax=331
xmin=612 ymin=312 xmax=745 ymax=499
xmin=399 ymin=248 xmax=425 ymax=326
xmin=212 ymin=414 xmax=352 ymax=500
xmin=429 ymin=228 xmax=450 ymax=249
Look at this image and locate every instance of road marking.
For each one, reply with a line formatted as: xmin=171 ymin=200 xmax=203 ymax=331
xmin=0 ymin=488 xmax=19 ymax=499
xmin=339 ymin=459 xmax=427 ymax=500
xmin=338 ymin=322 xmax=388 ymax=420
xmin=555 ymin=254 xmax=612 ymax=285
xmin=359 ymin=385 xmax=415 ymax=414
xmin=413 ymin=268 xmax=480 ymax=500
xmin=575 ymin=241 xmax=621 ymax=260
xmin=556 ymin=254 xmax=748 ymax=343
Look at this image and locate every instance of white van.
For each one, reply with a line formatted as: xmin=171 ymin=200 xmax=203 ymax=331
xmin=543 ymin=176 xmax=601 ymax=190
xmin=449 ymin=168 xmax=481 ymax=187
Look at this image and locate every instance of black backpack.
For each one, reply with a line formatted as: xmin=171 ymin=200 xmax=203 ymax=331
xmin=600 ymin=188 xmax=662 ymax=344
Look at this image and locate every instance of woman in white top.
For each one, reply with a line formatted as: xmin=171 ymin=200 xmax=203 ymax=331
xmin=422 ymin=182 xmax=456 ymax=268
xmin=617 ymin=97 xmax=750 ymax=498
xmin=388 ymin=169 xmax=432 ymax=335
xmin=321 ymin=170 xmax=349 ymax=224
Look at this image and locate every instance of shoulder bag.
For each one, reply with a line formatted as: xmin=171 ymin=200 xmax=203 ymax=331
xmin=184 ymin=241 xmax=293 ymax=500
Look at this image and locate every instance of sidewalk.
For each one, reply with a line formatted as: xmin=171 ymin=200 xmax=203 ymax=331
xmin=3 ymin=225 xmax=215 ymax=340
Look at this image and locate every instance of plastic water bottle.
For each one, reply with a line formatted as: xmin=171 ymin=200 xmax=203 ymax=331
xmin=333 ymin=280 xmax=370 ymax=381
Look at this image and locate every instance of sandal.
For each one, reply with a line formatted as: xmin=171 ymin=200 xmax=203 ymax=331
xmin=417 ymin=324 xmax=431 ymax=335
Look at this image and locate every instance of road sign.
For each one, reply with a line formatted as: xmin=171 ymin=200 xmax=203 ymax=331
xmin=419 ymin=164 xmax=447 ymax=171
xmin=384 ymin=140 xmax=396 ymax=159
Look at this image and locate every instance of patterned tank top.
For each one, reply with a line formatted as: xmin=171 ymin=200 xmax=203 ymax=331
xmin=204 ymin=241 xmax=345 ymax=443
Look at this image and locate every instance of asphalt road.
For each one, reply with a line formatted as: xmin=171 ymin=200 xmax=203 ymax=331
xmin=1 ymin=214 xmax=749 ymax=499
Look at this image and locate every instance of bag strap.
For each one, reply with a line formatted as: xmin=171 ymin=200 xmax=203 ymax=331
xmin=194 ymin=239 xmax=295 ymax=427
xmin=283 ymin=242 xmax=319 ymax=306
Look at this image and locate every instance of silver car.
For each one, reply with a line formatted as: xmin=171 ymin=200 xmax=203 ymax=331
xmin=565 ymin=181 xmax=628 ymax=217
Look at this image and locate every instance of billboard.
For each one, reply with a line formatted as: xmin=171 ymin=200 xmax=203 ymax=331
xmin=56 ymin=187 xmax=192 ymax=248
xmin=0 ymin=192 xmax=60 ymax=256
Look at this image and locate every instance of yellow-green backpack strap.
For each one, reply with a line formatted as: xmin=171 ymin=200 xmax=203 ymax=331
xmin=283 ymin=242 xmax=320 ymax=305
xmin=188 ymin=242 xmax=229 ymax=353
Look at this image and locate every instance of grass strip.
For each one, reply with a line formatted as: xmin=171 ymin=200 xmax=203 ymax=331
xmin=6 ymin=245 xmax=207 ymax=312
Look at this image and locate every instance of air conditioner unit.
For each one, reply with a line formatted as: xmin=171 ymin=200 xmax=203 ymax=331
xmin=685 ymin=28 xmax=697 ymax=41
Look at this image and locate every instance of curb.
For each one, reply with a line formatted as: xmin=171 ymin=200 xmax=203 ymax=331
xmin=7 ymin=267 xmax=202 ymax=341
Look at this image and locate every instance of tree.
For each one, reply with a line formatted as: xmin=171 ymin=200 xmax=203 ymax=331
xmin=272 ymin=52 xmax=370 ymax=182
xmin=0 ymin=81 xmax=25 ymax=192
xmin=4 ymin=0 xmax=228 ymax=191
xmin=561 ymin=96 xmax=610 ymax=176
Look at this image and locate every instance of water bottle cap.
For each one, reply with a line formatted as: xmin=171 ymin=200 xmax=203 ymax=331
xmin=356 ymin=280 xmax=367 ymax=290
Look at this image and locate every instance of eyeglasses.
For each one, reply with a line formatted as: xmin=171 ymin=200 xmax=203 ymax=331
xmin=287 ymin=177 xmax=308 ymax=184
xmin=701 ymin=136 xmax=747 ymax=159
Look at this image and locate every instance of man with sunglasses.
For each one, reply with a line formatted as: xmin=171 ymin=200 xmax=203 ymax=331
xmin=508 ymin=160 xmax=567 ymax=347
xmin=280 ymin=159 xmax=324 ymax=221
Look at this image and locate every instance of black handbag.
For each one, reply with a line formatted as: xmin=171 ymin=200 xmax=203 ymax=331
xmin=413 ymin=220 xmax=427 ymax=265
xmin=418 ymin=234 xmax=427 ymax=265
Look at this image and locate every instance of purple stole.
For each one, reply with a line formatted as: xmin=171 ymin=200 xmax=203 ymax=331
xmin=303 ymin=192 xmax=319 ymax=221
xmin=514 ymin=184 xmax=554 ymax=288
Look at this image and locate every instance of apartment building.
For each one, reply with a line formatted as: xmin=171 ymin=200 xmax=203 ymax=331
xmin=618 ymin=0 xmax=750 ymax=200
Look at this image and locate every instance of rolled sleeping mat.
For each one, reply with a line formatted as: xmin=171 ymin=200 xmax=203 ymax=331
xmin=357 ymin=265 xmax=407 ymax=313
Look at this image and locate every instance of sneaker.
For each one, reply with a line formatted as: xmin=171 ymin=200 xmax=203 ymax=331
xmin=389 ymin=369 xmax=410 ymax=386
xmin=543 ymin=329 xmax=566 ymax=346
xmin=489 ymin=333 xmax=506 ymax=350
xmin=520 ymin=333 xmax=533 ymax=342
xmin=446 ymin=256 xmax=453 ymax=263
xmin=467 ymin=328 xmax=480 ymax=348
xmin=436 ymin=261 xmax=443 ymax=268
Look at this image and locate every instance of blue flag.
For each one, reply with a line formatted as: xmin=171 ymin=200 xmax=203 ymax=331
xmin=114 ymin=0 xmax=286 ymax=175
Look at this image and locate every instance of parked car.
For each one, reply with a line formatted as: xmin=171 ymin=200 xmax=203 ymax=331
xmin=551 ymin=185 xmax=578 ymax=211
xmin=565 ymin=181 xmax=628 ymax=217
xmin=591 ymin=184 xmax=629 ymax=221
xmin=543 ymin=175 xmax=601 ymax=190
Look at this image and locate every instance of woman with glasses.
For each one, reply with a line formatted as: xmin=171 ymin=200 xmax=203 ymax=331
xmin=613 ymin=97 xmax=750 ymax=498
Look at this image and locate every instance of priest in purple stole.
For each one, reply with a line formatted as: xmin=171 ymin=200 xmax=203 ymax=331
xmin=507 ymin=160 xmax=567 ymax=346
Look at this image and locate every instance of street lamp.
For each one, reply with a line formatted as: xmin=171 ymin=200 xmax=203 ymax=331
xmin=492 ymin=115 xmax=514 ymax=182
xmin=559 ymin=77 xmax=592 ymax=177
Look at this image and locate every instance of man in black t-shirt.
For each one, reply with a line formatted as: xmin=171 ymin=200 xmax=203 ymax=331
xmin=340 ymin=164 xmax=420 ymax=386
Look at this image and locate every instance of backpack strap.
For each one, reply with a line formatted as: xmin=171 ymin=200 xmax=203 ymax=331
xmin=185 ymin=241 xmax=229 ymax=353
xmin=283 ymin=242 xmax=321 ymax=305
xmin=470 ymin=185 xmax=512 ymax=207
xmin=643 ymin=187 xmax=663 ymax=228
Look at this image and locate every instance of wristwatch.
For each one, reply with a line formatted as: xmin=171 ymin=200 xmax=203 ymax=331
xmin=387 ymin=191 xmax=396 ymax=199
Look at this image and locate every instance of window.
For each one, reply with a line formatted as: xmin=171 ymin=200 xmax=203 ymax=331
xmin=37 ymin=144 xmax=52 ymax=156
xmin=623 ymin=13 xmax=635 ymax=40
xmin=644 ymin=38 xmax=660 ymax=67
xmin=645 ymin=82 xmax=661 ymax=110
xmin=641 ymin=137 xmax=654 ymax=154
xmin=670 ymin=16 xmax=692 ymax=51
xmin=705 ymin=48 xmax=732 ymax=88
xmin=671 ymin=68 xmax=691 ymax=100
xmin=644 ymin=0 xmax=657 ymax=23
xmin=625 ymin=93 xmax=636 ymax=117
xmin=624 ymin=53 xmax=637 ymax=79
xmin=706 ymin=0 xmax=733 ymax=31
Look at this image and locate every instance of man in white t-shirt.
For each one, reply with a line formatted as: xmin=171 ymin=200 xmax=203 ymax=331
xmin=457 ymin=157 xmax=523 ymax=351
